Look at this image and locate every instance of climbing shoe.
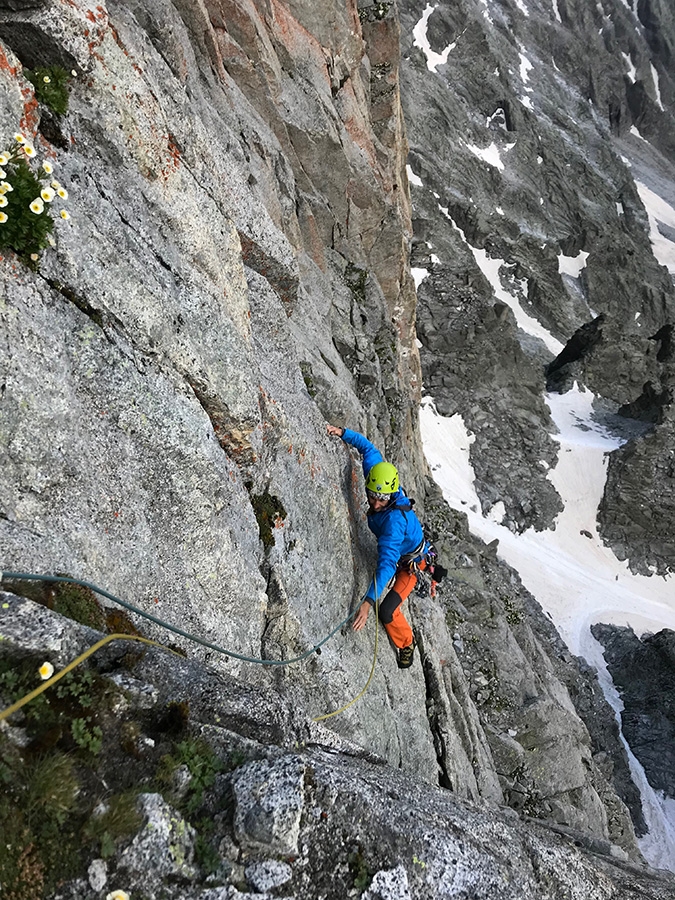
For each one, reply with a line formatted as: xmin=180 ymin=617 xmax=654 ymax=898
xmin=397 ymin=640 xmax=416 ymax=669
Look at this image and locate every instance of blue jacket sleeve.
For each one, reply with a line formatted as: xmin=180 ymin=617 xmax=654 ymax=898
xmin=341 ymin=428 xmax=383 ymax=480
xmin=365 ymin=510 xmax=408 ymax=603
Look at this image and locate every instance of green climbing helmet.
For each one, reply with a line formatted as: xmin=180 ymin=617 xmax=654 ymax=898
xmin=366 ymin=461 xmax=399 ymax=496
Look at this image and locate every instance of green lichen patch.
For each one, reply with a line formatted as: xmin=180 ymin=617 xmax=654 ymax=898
xmin=300 ymin=361 xmax=317 ymax=397
xmin=344 ymin=261 xmax=368 ymax=305
xmin=1 ymin=577 xmax=107 ymax=631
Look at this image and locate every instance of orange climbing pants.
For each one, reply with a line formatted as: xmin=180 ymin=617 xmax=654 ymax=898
xmin=378 ymin=560 xmax=426 ymax=649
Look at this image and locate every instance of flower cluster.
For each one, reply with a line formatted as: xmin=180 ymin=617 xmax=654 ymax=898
xmin=0 ymin=132 xmax=71 ymax=262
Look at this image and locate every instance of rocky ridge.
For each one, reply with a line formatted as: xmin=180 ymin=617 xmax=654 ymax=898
xmin=0 ymin=0 xmax=673 ymax=896
xmin=2 ymin=592 xmax=675 ymax=900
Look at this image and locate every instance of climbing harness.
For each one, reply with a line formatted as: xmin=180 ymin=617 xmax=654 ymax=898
xmin=0 ymin=571 xmax=379 ymax=723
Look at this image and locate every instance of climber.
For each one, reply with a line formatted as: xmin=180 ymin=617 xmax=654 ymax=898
xmin=327 ymin=424 xmax=428 ymax=669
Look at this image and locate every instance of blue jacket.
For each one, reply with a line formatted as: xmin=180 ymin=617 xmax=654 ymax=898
xmin=341 ymin=428 xmax=425 ymax=603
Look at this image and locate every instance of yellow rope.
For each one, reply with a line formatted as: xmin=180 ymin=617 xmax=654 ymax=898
xmin=312 ymin=591 xmax=380 ymax=723
xmin=0 ymin=633 xmax=168 ymax=723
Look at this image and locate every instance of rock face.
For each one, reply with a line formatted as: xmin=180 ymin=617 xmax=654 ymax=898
xmin=0 ymin=0 xmax=674 ymax=895
xmin=2 ymin=596 xmax=675 ymax=900
xmin=396 ymin=0 xmax=675 ymax=861
xmin=398 ymin=0 xmax=675 ymax=565
xmin=592 ymin=624 xmax=675 ymax=799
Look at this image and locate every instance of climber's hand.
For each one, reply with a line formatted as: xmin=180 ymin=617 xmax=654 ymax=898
xmin=352 ymin=600 xmax=371 ymax=632
xmin=326 ymin=424 xmax=344 ymax=437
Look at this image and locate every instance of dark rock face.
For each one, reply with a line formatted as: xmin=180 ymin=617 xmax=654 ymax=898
xmin=592 ymin=623 xmax=675 ymax=798
xmin=398 ymin=0 xmax=675 ymax=572
xmin=598 ymin=414 xmax=675 ymax=575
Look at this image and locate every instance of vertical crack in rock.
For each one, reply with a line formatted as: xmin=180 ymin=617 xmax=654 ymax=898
xmin=417 ymin=630 xmax=454 ymax=790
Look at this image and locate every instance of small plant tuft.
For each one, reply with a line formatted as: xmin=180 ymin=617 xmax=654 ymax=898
xmin=83 ymin=792 xmax=143 ymax=859
xmin=348 ymin=846 xmax=372 ymax=891
xmin=24 ymin=66 xmax=73 ymax=116
xmin=250 ymin=491 xmax=287 ymax=549
xmin=71 ymin=717 xmax=103 ymax=756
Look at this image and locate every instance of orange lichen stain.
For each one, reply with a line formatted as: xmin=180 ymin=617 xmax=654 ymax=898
xmin=274 ymin=515 xmax=285 ymax=529
xmin=158 ymin=132 xmax=181 ymax=181
xmin=19 ymin=95 xmax=39 ymax=136
xmin=86 ymin=10 xmax=96 ymax=21
xmin=0 ymin=45 xmax=18 ymax=77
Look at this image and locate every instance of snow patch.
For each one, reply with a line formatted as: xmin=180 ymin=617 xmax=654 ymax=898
xmin=411 ymin=267 xmax=429 ymax=288
xmin=551 ymin=0 xmax=562 ymax=22
xmin=466 ymin=141 xmax=505 ymax=170
xmin=413 ymin=4 xmax=456 ymax=72
xmin=406 ymin=164 xmax=423 ymax=187
xmin=635 ymin=181 xmax=675 ymax=275
xmin=486 ymin=107 xmax=507 ymax=130
xmin=558 ymin=250 xmax=589 ymax=278
xmin=651 ymin=63 xmax=664 ymax=111
xmin=621 ymin=52 xmax=637 ymax=84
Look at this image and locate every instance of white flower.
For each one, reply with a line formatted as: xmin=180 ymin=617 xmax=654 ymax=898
xmin=71 ymin=69 xmax=78 ymax=77
xmin=106 ymin=891 xmax=129 ymax=900
xmin=0 ymin=196 xmax=8 ymax=208
xmin=0 ymin=168 xmax=6 ymax=180
xmin=40 ymin=187 xmax=55 ymax=203
xmin=30 ymin=253 xmax=39 ymax=261
xmin=0 ymin=212 xmax=8 ymax=224
xmin=1 ymin=182 xmax=14 ymax=193
xmin=59 ymin=209 xmax=70 ymax=220
xmin=47 ymin=235 xmax=56 ymax=247
xmin=0 ymin=153 xmax=9 ymax=165
xmin=30 ymin=198 xmax=44 ymax=214
xmin=22 ymin=144 xmax=36 ymax=158
xmin=57 ymin=186 xmax=68 ymax=199
xmin=39 ymin=661 xmax=54 ymax=680
xmin=51 ymin=180 xmax=61 ymax=190
xmin=43 ymin=75 xmax=51 ymax=84
xmin=14 ymin=133 xmax=25 ymax=144
xmin=42 ymin=161 xmax=54 ymax=175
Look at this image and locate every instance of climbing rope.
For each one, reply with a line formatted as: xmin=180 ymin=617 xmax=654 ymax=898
xmin=0 ymin=572 xmax=358 ymax=666
xmin=0 ymin=571 xmax=381 ymax=722
xmin=0 ymin=633 xmax=168 ymax=723
xmin=312 ymin=587 xmax=379 ymax=723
